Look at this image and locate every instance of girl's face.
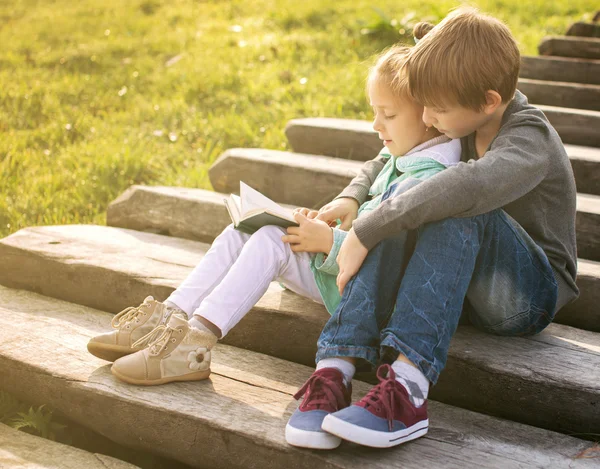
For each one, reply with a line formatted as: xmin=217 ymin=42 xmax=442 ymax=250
xmin=368 ymin=80 xmax=431 ymax=157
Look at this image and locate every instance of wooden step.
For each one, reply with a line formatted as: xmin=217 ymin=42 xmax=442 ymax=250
xmin=208 ymin=149 xmax=600 ymax=263
xmin=539 ymin=104 xmax=600 ymax=147
xmin=0 ymin=225 xmax=599 ymax=439
xmin=0 ymin=423 xmax=140 ymax=469
xmin=517 ymin=78 xmax=600 ymax=111
xmin=566 ymin=21 xmax=600 ymax=38
xmin=284 ymin=117 xmax=600 ymax=181
xmin=0 ymin=287 xmax=598 ymax=469
xmin=577 ymin=193 xmax=600 ymax=261
xmin=520 ymin=56 xmax=600 ymax=85
xmin=539 ymin=36 xmax=600 ymax=60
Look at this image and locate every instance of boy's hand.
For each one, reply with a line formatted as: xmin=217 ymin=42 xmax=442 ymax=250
xmin=282 ymin=212 xmax=333 ymax=254
xmin=292 ymin=207 xmax=319 ymax=219
xmin=316 ymin=198 xmax=359 ymax=230
xmin=336 ymin=228 xmax=368 ymax=295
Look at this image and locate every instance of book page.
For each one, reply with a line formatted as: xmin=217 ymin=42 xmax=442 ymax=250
xmin=240 ymin=182 xmax=295 ymax=221
xmin=223 ymin=194 xmax=241 ymax=226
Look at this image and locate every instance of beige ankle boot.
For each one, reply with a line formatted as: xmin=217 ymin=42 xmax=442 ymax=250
xmin=87 ymin=296 xmax=174 ymax=362
xmin=110 ymin=314 xmax=217 ymax=386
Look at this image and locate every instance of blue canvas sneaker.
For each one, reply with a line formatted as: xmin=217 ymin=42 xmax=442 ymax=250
xmin=285 ymin=367 xmax=352 ymax=449
xmin=321 ymin=364 xmax=428 ymax=448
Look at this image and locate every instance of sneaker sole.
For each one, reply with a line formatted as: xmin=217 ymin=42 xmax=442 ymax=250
xmin=322 ymin=414 xmax=428 ymax=448
xmin=111 ymin=366 xmax=211 ymax=386
xmin=285 ymin=423 xmax=341 ymax=450
xmin=87 ymin=342 xmax=141 ymax=362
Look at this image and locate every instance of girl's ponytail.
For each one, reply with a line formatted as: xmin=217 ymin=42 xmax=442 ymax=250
xmin=413 ymin=22 xmax=435 ymax=41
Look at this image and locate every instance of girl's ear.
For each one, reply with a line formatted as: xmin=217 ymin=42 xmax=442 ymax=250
xmin=483 ymin=90 xmax=503 ymax=115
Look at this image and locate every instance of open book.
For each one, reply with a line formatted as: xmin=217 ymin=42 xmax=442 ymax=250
xmin=223 ymin=182 xmax=299 ymax=235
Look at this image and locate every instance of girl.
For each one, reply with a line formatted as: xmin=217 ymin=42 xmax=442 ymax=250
xmin=87 ymin=45 xmax=461 ymax=399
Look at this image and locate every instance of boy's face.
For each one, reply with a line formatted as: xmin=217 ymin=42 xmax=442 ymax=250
xmin=422 ymin=105 xmax=490 ymax=139
xmin=369 ymin=81 xmax=429 ymax=157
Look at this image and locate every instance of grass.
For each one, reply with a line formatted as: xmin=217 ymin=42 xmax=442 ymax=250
xmin=1 ymin=0 xmax=597 ymax=238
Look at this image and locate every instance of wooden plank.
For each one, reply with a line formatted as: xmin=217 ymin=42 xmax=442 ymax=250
xmin=517 ymin=78 xmax=600 ymax=111
xmin=286 ymin=116 xmax=600 ymax=167
xmin=566 ymin=22 xmax=600 ymax=38
xmin=0 ymin=423 xmax=140 ymax=469
xmin=576 ymin=193 xmax=600 ymax=261
xmin=566 ymin=144 xmax=600 ymax=196
xmin=539 ymin=105 xmax=600 ymax=147
xmin=107 ymin=185 xmax=232 ymax=243
xmin=520 ymin=56 xmax=600 ymax=85
xmin=0 ymin=286 xmax=597 ymax=469
xmin=539 ymin=36 xmax=600 ymax=60
xmin=209 ymin=148 xmax=360 ymax=209
xmin=0 ymin=226 xmax=599 ymax=439
xmin=556 ymin=259 xmax=600 ymax=332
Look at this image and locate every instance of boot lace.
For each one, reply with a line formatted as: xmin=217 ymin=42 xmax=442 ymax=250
xmin=132 ymin=323 xmax=184 ymax=355
xmin=294 ymin=372 xmax=346 ymax=412
xmin=361 ymin=364 xmax=416 ymax=431
xmin=111 ymin=297 xmax=153 ymax=329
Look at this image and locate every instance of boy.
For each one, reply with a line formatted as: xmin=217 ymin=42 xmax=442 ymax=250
xmin=286 ymin=7 xmax=578 ymax=449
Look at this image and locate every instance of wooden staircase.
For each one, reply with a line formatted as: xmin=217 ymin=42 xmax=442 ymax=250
xmin=2 ymin=20 xmax=600 ymax=469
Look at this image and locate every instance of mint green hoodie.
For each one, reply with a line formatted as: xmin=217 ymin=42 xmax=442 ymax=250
xmin=310 ymin=136 xmax=461 ymax=314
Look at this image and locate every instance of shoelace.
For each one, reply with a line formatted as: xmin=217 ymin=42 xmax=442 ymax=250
xmin=132 ymin=324 xmax=183 ymax=355
xmin=362 ymin=364 xmax=416 ymax=431
xmin=111 ymin=301 xmax=150 ymax=329
xmin=294 ymin=373 xmax=346 ymax=412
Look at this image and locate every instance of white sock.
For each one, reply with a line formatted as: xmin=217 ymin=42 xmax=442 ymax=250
xmin=391 ymin=360 xmax=429 ymax=407
xmin=188 ymin=316 xmax=219 ymax=339
xmin=317 ymin=358 xmax=355 ymax=386
xmin=164 ymin=300 xmax=190 ymax=320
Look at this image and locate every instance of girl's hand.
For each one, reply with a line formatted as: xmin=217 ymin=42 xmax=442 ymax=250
xmin=316 ymin=198 xmax=359 ymax=230
xmin=336 ymin=228 xmax=368 ymax=295
xmin=292 ymin=207 xmax=319 ymax=219
xmin=282 ymin=212 xmax=333 ymax=253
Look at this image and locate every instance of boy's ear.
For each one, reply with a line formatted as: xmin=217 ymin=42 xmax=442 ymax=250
xmin=483 ymin=90 xmax=503 ymax=115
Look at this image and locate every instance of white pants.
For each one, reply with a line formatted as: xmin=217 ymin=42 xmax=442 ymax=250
xmin=167 ymin=224 xmax=324 ymax=336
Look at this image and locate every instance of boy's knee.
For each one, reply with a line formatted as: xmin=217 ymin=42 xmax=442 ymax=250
xmin=468 ymin=302 xmax=551 ymax=337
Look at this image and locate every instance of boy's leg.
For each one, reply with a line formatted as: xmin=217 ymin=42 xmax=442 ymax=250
xmin=380 ymin=209 xmax=558 ymax=385
xmin=315 ymin=231 xmax=410 ymax=368
xmin=464 ymin=211 xmax=558 ymax=336
xmin=286 ymin=230 xmax=410 ymax=449
xmin=324 ymin=209 xmax=557 ymax=448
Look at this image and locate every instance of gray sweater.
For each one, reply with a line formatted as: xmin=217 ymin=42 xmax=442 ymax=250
xmin=338 ymin=91 xmax=579 ymax=310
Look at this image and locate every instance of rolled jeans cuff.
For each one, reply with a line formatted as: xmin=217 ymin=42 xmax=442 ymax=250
xmin=316 ymin=345 xmax=379 ymax=370
xmin=380 ymin=334 xmax=438 ymax=385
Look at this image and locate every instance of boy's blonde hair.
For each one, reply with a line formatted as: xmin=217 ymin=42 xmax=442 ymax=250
xmin=407 ymin=7 xmax=520 ymax=111
xmin=367 ymin=45 xmax=412 ymax=101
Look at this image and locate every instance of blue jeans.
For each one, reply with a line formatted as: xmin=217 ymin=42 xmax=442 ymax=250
xmin=316 ymin=187 xmax=558 ymax=385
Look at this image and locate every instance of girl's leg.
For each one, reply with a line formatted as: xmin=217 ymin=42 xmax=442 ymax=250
xmin=166 ymin=224 xmax=252 ymax=315
xmin=193 ymin=225 xmax=323 ymax=337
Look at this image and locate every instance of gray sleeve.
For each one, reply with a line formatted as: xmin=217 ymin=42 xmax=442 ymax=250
xmin=353 ymin=119 xmax=553 ymax=249
xmin=334 ymin=154 xmax=387 ymax=205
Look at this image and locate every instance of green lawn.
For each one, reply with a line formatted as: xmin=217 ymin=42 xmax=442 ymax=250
xmin=1 ymin=0 xmax=597 ymax=238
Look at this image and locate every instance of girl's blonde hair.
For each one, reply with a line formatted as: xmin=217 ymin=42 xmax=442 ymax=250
xmin=406 ymin=7 xmax=520 ymax=111
xmin=367 ymin=45 xmax=412 ymax=101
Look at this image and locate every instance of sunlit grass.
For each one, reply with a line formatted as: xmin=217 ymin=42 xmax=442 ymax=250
xmin=1 ymin=0 xmax=597 ymax=237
